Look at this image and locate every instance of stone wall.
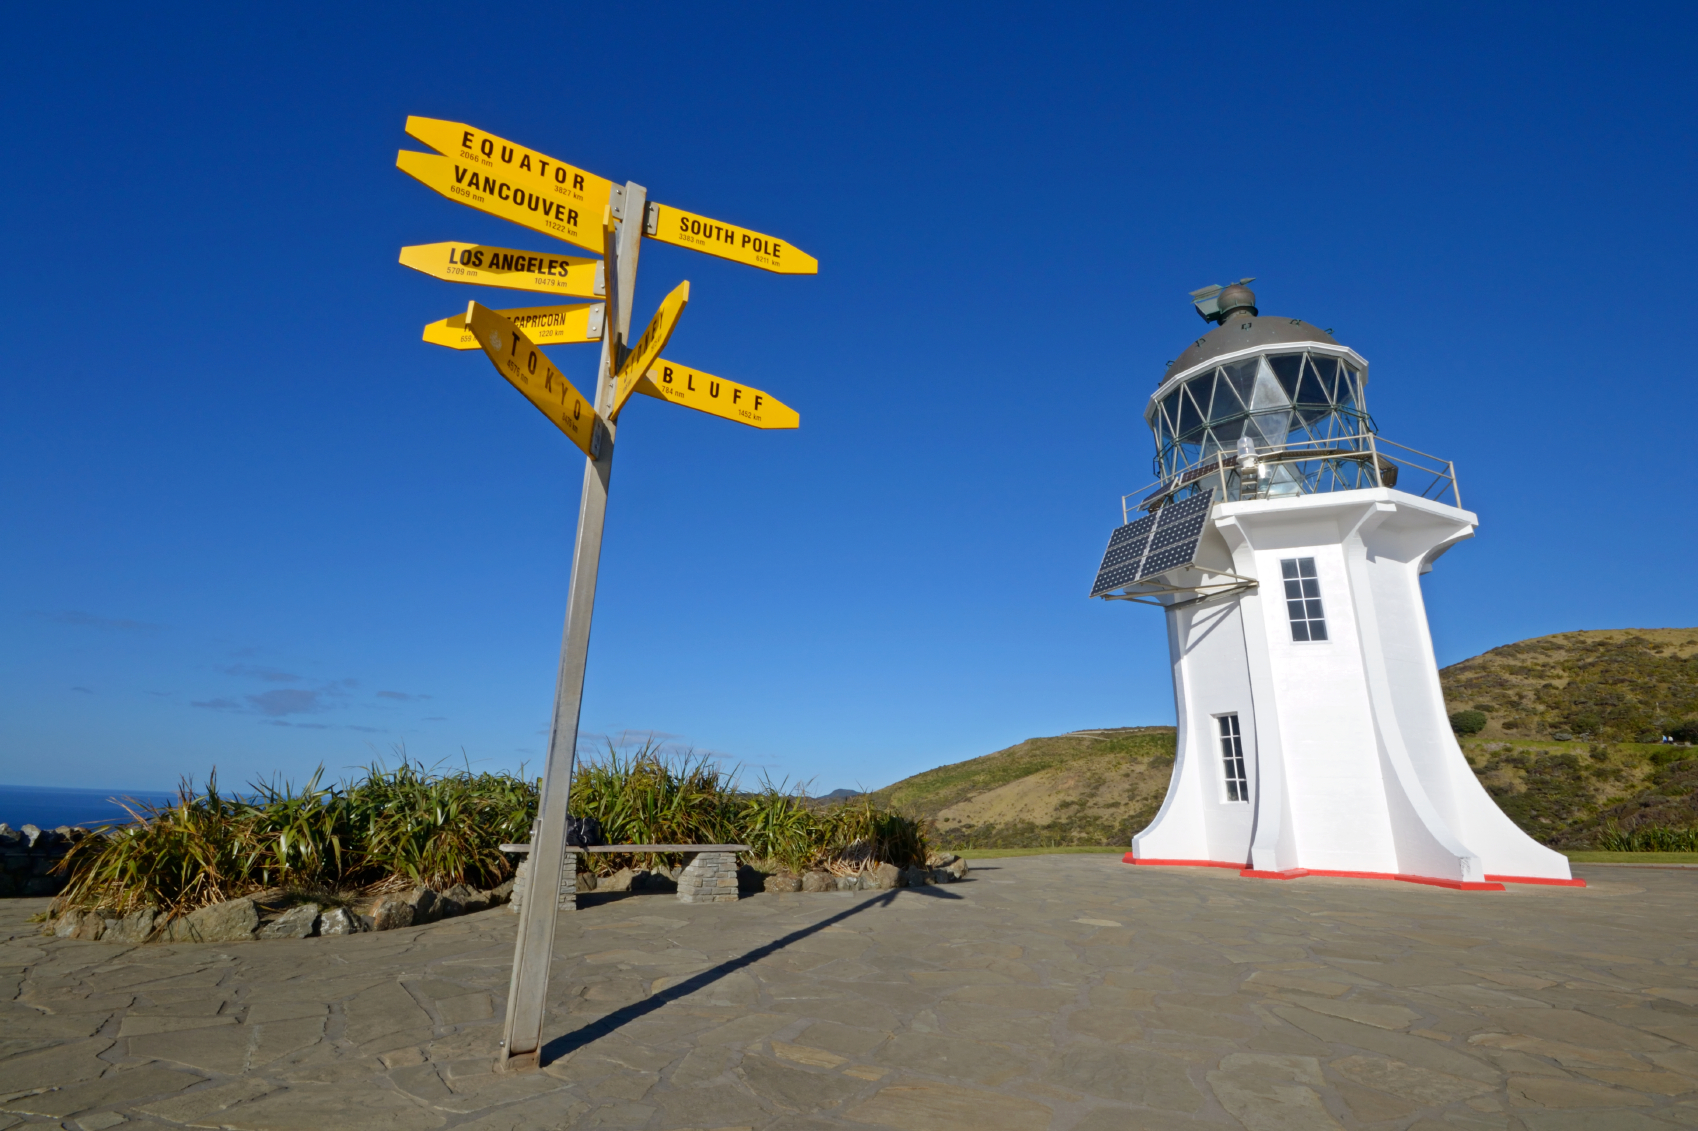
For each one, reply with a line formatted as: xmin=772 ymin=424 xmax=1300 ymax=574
xmin=0 ymin=824 xmax=82 ymax=898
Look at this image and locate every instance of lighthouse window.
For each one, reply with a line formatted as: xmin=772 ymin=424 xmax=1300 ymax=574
xmin=1218 ymin=714 xmax=1249 ymax=802
xmin=1281 ymin=558 xmax=1328 ymax=640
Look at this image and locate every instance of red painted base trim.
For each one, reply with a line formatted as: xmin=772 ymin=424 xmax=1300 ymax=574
xmin=1238 ymin=866 xmax=1504 ymax=890
xmin=1486 ymin=873 xmax=1588 ymax=887
xmin=1124 ymin=855 xmax=1244 ymax=869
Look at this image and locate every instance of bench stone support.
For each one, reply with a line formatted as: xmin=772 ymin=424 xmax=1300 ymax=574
xmin=676 ymin=851 xmax=739 ymax=903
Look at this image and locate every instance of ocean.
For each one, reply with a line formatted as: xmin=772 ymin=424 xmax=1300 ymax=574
xmin=0 ymin=785 xmax=180 ymax=832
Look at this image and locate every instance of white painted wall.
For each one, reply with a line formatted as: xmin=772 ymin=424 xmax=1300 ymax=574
xmin=1130 ymin=487 xmax=1573 ymax=883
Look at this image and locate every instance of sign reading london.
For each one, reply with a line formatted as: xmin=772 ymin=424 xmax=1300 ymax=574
xmin=400 ymin=242 xmax=603 ymax=298
xmin=612 ymin=281 xmax=690 ymax=418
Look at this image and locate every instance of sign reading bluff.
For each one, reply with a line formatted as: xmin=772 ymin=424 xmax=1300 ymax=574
xmin=464 ymin=302 xmax=603 ymax=458
xmin=639 ymin=361 xmax=798 ymax=430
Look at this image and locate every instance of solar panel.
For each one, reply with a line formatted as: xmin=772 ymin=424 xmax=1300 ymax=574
xmin=1089 ymin=488 xmax=1216 ymax=597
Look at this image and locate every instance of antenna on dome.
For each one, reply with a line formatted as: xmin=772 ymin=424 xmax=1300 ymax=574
xmin=1190 ymin=278 xmax=1257 ymax=324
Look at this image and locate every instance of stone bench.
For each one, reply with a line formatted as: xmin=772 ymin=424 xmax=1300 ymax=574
xmin=501 ymin=843 xmax=751 ymax=912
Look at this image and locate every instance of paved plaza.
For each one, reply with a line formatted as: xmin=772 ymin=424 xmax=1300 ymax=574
xmin=3 ymin=855 xmax=1697 ymax=1130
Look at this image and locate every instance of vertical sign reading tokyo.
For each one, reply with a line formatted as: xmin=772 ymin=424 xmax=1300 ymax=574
xmin=394 ymin=117 xmax=815 ymax=1074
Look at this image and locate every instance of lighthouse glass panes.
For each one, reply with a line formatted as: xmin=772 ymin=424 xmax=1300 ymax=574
xmin=1150 ymin=350 xmax=1375 ymax=497
xmin=1281 ymin=558 xmax=1328 ymax=641
xmin=1218 ymin=714 xmax=1248 ymax=801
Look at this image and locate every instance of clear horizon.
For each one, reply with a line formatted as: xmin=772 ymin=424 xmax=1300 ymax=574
xmin=3 ymin=2 xmax=1694 ymax=792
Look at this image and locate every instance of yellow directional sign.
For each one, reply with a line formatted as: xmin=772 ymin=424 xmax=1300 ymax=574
xmin=637 ymin=360 xmax=798 ymax=430
xmin=646 ymin=203 xmax=817 ymax=275
xmin=397 ymin=150 xmax=603 ymax=253
xmin=611 ymin=281 xmax=690 ymax=419
xmin=403 ymin=117 xmax=613 ymax=252
xmin=424 ymin=304 xmax=603 ymax=350
xmin=464 ymin=302 xmax=603 ymax=458
xmin=399 ymin=242 xmax=602 ymax=298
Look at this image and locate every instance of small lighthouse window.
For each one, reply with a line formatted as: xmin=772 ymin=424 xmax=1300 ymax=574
xmin=1281 ymin=557 xmax=1328 ymax=640
xmin=1218 ymin=714 xmax=1249 ymax=801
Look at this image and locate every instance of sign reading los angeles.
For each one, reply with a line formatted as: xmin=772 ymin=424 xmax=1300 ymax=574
xmin=463 ymin=302 xmax=601 ymax=458
xmin=637 ymin=361 xmax=798 ymax=429
xmin=423 ymin=303 xmax=603 ymax=350
xmin=400 ymin=242 xmax=603 ymax=298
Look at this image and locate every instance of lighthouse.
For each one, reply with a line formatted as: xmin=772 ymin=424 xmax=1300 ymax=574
xmin=1092 ymin=282 xmax=1576 ymax=889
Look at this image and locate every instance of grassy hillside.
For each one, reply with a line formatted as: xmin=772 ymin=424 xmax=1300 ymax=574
xmin=872 ymin=629 xmax=1698 ymax=850
xmin=867 ymin=728 xmax=1177 ymax=850
xmin=1439 ymin=627 xmax=1698 ymax=742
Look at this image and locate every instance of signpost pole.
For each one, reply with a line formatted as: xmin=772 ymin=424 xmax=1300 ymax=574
xmin=496 ymin=181 xmax=647 ymax=1073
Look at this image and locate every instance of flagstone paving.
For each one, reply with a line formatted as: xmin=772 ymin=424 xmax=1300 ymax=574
xmin=3 ymin=855 xmax=1698 ymax=1130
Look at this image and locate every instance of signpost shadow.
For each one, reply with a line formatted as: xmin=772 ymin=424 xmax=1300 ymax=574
xmin=538 ymin=886 xmax=963 ymax=1064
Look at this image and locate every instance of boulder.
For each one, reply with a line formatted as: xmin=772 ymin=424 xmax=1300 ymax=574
xmin=946 ymin=857 xmax=969 ymax=880
xmin=104 ymin=908 xmax=158 ymax=943
xmin=902 ymin=866 xmax=932 ymax=887
xmin=926 ymin=851 xmax=959 ymax=867
xmin=369 ymin=898 xmax=414 ymax=931
xmin=764 ymin=873 xmax=802 ymax=893
xmin=444 ymin=883 xmax=490 ymax=914
xmin=870 ymin=862 xmax=903 ymax=890
xmin=318 ymin=907 xmax=364 ymax=936
xmin=488 ymin=878 xmax=515 ymax=904
xmin=20 ymin=824 xmax=42 ymax=848
xmin=632 ymin=869 xmax=677 ymax=894
xmin=801 ymin=871 xmax=834 ymax=893
xmin=834 ymin=874 xmax=859 ymax=891
xmin=597 ymin=868 xmax=634 ymax=893
xmin=164 ymin=897 xmax=259 ymax=943
xmin=0 ymin=824 xmax=17 ymax=847
xmin=256 ymin=904 xmax=318 ymax=939
xmin=407 ymin=888 xmax=440 ymax=924
xmin=737 ymin=865 xmax=766 ymax=893
xmin=52 ymin=910 xmax=103 ymax=940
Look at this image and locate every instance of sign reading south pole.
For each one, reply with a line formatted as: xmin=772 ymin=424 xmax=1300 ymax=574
xmin=399 ymin=242 xmax=603 ymax=298
xmin=464 ymin=302 xmax=603 ymax=457
xmin=398 ymin=116 xmax=614 ymax=252
xmin=646 ymin=202 xmax=818 ymax=275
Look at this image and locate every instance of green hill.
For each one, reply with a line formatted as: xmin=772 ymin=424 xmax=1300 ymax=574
xmin=872 ymin=628 xmax=1698 ymax=850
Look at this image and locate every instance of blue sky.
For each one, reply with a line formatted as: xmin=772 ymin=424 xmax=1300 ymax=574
xmin=2 ymin=3 xmax=1693 ymax=793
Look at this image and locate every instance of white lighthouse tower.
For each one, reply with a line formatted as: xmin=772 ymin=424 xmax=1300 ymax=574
xmin=1092 ymin=282 xmax=1576 ymax=889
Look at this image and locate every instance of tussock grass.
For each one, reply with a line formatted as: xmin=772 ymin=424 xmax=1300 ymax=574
xmin=55 ymin=745 xmax=926 ymax=915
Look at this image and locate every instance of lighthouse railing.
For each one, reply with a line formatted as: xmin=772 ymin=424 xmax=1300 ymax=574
xmin=1122 ymin=434 xmax=1461 ymax=523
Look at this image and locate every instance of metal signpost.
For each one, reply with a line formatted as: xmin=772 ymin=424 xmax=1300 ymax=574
xmin=395 ymin=117 xmax=814 ymax=1072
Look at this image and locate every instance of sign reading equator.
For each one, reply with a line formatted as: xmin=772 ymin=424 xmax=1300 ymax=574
xmin=399 ymin=242 xmax=603 ymax=298
xmin=646 ymin=202 xmax=818 ymax=275
xmin=464 ymin=302 xmax=603 ymax=457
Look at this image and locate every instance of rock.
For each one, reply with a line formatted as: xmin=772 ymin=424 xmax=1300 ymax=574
xmin=926 ymin=851 xmax=959 ymax=867
xmin=764 ymin=873 xmax=802 ymax=893
xmin=903 ymin=866 xmax=932 ymax=887
xmin=632 ymin=869 xmax=678 ymax=894
xmin=946 ymin=857 xmax=969 ymax=881
xmin=598 ymin=867 xmax=634 ymax=893
xmin=20 ymin=824 xmax=42 ymax=848
xmin=104 ymin=907 xmax=157 ymax=943
xmin=871 ymin=862 xmax=903 ymax=889
xmin=369 ymin=898 xmax=413 ymax=931
xmin=257 ymin=904 xmax=319 ymax=939
xmin=162 ymin=898 xmax=259 ymax=943
xmin=801 ymin=871 xmax=834 ymax=893
xmin=835 ymin=874 xmax=859 ymax=891
xmin=318 ymin=907 xmax=364 ymax=936
xmin=575 ymin=871 xmax=597 ymax=893
xmin=447 ymin=883 xmax=490 ymax=914
xmin=433 ymin=892 xmax=464 ymax=919
xmin=489 ymin=878 xmax=515 ymax=903
xmin=0 ymin=824 xmax=17 ymax=847
xmin=407 ymin=887 xmax=439 ymax=924
xmin=738 ymin=864 xmax=766 ymax=893
xmin=53 ymin=910 xmax=102 ymax=939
